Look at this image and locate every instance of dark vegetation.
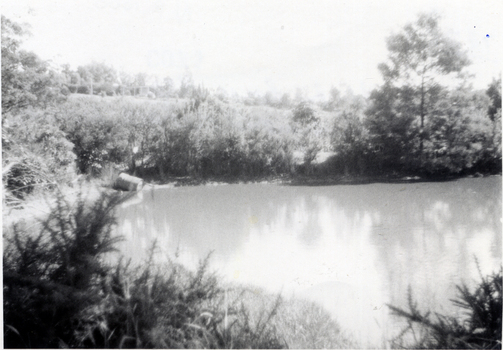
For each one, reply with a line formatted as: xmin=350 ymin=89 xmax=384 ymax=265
xmin=389 ymin=265 xmax=502 ymax=349
xmin=2 ymin=12 xmax=502 ymax=349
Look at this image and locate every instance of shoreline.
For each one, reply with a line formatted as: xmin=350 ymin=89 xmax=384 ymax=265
xmin=4 ymin=172 xmax=500 ymax=227
xmin=135 ymin=172 xmax=502 ymax=189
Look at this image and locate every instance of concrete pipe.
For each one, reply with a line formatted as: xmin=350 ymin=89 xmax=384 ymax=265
xmin=114 ymin=173 xmax=144 ymax=191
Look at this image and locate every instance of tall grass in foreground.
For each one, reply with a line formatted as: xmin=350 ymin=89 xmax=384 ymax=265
xmin=3 ymin=188 xmax=351 ymax=348
xmin=389 ymin=264 xmax=502 ymax=349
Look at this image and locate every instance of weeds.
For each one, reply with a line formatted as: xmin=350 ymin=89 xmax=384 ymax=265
xmin=388 ymin=263 xmax=502 ymax=349
xmin=3 ymin=189 xmax=127 ymax=348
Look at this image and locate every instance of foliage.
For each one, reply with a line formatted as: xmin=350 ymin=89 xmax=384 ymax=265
xmin=2 ymin=13 xmax=501 ymax=188
xmin=77 ymin=62 xmax=117 ymax=85
xmin=322 ymin=87 xmax=343 ymax=112
xmin=52 ymin=95 xmax=297 ymax=180
xmin=486 ymin=76 xmax=501 ymax=122
xmin=2 ymin=110 xmax=76 ymax=202
xmin=3 ymin=189 xmax=126 ymax=348
xmin=2 ymin=15 xmax=73 ymax=203
xmin=370 ymin=12 xmax=471 ymax=167
xmin=389 ymin=266 xmax=502 ymax=349
xmin=1 ymin=16 xmax=67 ymax=114
xmin=291 ymin=101 xmax=322 ymax=169
xmin=380 ymin=13 xmax=470 ymax=84
xmin=365 ymin=84 xmax=419 ymax=173
xmin=425 ymin=88 xmax=494 ymax=174
xmin=55 ymin=97 xmax=130 ymax=175
xmin=365 ymin=12 xmax=499 ymax=176
xmin=72 ymin=253 xmax=235 ymax=349
xmin=292 ymin=101 xmax=319 ymax=127
xmin=330 ymin=93 xmax=370 ymax=175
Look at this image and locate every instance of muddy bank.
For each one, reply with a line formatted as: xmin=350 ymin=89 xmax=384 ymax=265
xmin=130 ymin=171 xmax=501 ymax=189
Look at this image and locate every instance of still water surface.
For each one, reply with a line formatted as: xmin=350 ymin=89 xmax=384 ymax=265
xmin=116 ymin=177 xmax=501 ymax=346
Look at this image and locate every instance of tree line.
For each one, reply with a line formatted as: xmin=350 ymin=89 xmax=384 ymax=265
xmin=2 ymin=13 xmax=501 ymax=202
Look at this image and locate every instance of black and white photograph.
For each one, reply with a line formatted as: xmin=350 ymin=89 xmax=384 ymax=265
xmin=2 ymin=0 xmax=502 ymax=348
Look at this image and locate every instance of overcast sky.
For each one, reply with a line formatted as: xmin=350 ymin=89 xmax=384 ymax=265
xmin=2 ymin=0 xmax=502 ymax=100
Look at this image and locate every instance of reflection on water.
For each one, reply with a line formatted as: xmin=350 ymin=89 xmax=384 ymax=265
xmin=115 ymin=177 xmax=502 ymax=347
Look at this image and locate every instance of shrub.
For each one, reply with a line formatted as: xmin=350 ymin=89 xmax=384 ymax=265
xmin=55 ymin=98 xmax=130 ymax=176
xmin=3 ymin=189 xmax=126 ymax=348
xmin=2 ymin=110 xmax=76 ymax=202
xmin=76 ymin=85 xmax=90 ymax=94
xmin=388 ymin=264 xmax=502 ymax=349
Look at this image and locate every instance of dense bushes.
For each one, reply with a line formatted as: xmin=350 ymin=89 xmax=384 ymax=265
xmin=3 ymin=87 xmax=500 ymax=197
xmin=55 ymin=97 xmax=130 ymax=175
xmin=3 ymin=110 xmax=76 ymax=202
xmin=46 ymin=87 xmax=501 ymax=183
xmin=3 ymin=190 xmax=125 ymax=348
xmin=53 ymin=95 xmax=301 ymax=180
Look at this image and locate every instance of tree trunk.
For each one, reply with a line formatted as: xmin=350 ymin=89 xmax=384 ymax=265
xmin=419 ymin=74 xmax=425 ymax=167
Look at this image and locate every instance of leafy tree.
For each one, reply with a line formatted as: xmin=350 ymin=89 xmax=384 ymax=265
xmin=1 ymin=16 xmax=67 ymax=114
xmin=480 ymin=77 xmax=502 ymax=173
xmin=77 ymin=62 xmax=117 ymax=84
xmin=54 ymin=98 xmax=130 ymax=175
xmin=331 ymin=94 xmax=369 ymax=175
xmin=264 ymin=91 xmax=279 ymax=107
xmin=366 ymin=84 xmax=419 ymax=173
xmin=76 ymin=66 xmax=91 ymax=83
xmin=243 ymin=91 xmax=262 ymax=106
xmin=292 ymin=101 xmax=318 ymax=127
xmin=322 ymin=87 xmax=342 ymax=111
xmin=118 ymin=70 xmax=133 ymax=86
xmin=60 ymin=63 xmax=73 ymax=84
xmin=133 ymin=72 xmax=148 ymax=87
xmin=486 ymin=75 xmax=501 ymax=122
xmin=76 ymin=62 xmax=117 ymax=95
xmin=426 ymin=88 xmax=492 ymax=173
xmin=178 ymin=70 xmax=195 ymax=98
xmin=369 ymin=13 xmax=471 ymax=171
xmin=279 ymin=93 xmax=292 ymax=109
xmin=292 ymin=101 xmax=321 ymax=169
xmin=159 ymin=75 xmax=174 ymax=98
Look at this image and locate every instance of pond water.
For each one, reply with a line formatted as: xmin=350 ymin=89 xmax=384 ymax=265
xmin=115 ymin=176 xmax=502 ymax=347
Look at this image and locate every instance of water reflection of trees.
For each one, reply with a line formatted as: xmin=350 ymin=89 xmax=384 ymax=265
xmin=115 ymin=177 xmax=501 ymax=343
xmin=117 ymin=178 xmax=500 ymax=268
xmin=355 ymin=177 xmax=502 ymax=314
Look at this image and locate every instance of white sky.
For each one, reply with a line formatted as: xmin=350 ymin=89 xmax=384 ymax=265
xmin=2 ymin=0 xmax=502 ymax=100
